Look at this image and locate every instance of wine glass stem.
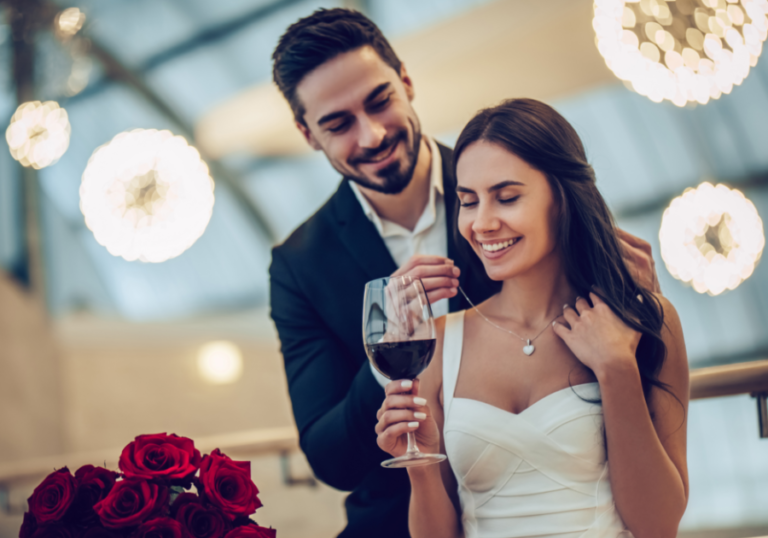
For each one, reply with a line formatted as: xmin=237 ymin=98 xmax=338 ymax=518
xmin=405 ymin=431 xmax=420 ymax=456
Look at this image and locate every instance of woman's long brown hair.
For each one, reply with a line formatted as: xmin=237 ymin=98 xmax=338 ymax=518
xmin=453 ymin=98 xmax=667 ymax=403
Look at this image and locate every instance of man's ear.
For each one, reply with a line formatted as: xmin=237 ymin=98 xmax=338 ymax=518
xmin=296 ymin=121 xmax=322 ymax=151
xmin=400 ymin=64 xmax=415 ymax=102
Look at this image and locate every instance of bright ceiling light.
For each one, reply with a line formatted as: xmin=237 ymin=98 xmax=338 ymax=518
xmin=79 ymin=129 xmax=215 ymax=263
xmin=197 ymin=341 xmax=243 ymax=385
xmin=593 ymin=0 xmax=768 ymax=106
xmin=5 ymin=101 xmax=71 ymax=169
xmin=659 ymin=182 xmax=765 ymax=295
xmin=55 ymin=7 xmax=86 ymax=40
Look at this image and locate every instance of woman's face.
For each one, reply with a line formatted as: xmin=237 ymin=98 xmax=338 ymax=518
xmin=456 ymin=140 xmax=560 ymax=281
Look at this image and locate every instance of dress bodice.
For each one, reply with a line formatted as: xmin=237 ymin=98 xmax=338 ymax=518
xmin=442 ymin=311 xmax=631 ymax=538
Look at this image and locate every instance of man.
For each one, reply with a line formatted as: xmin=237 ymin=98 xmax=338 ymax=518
xmin=269 ymin=8 xmax=657 ymax=538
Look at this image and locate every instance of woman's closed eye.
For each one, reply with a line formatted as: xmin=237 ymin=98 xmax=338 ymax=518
xmin=499 ymin=195 xmax=520 ymax=204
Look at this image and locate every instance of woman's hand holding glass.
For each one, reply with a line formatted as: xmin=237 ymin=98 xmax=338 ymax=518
xmin=376 ymin=378 xmax=441 ymax=458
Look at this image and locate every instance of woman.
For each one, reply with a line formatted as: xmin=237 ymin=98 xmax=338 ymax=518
xmin=375 ymin=99 xmax=689 ymax=538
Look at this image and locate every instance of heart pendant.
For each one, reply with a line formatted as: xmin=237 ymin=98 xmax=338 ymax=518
xmin=523 ymin=340 xmax=535 ymax=356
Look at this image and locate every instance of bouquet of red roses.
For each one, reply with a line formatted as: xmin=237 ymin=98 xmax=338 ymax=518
xmin=19 ymin=433 xmax=276 ymax=538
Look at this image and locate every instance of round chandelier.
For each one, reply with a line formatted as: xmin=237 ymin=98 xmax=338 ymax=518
xmin=659 ymin=182 xmax=765 ymax=295
xmin=593 ymin=0 xmax=768 ymax=106
xmin=5 ymin=101 xmax=71 ymax=169
xmin=80 ymin=129 xmax=215 ymax=263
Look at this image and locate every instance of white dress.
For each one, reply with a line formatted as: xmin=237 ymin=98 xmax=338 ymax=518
xmin=442 ymin=311 xmax=632 ymax=538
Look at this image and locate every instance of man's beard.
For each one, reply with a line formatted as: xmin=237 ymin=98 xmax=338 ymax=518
xmin=344 ymin=123 xmax=422 ymax=195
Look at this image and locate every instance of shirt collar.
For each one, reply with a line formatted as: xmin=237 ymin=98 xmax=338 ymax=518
xmin=349 ymin=135 xmax=444 ymax=236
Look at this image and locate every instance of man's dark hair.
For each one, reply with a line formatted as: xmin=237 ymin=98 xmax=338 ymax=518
xmin=272 ymin=8 xmax=402 ymax=126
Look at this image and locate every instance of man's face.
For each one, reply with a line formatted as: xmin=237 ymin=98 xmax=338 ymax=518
xmin=295 ymin=46 xmax=422 ymax=194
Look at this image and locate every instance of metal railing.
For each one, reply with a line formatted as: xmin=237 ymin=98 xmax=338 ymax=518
xmin=1 ymin=359 xmax=767 ymax=497
xmin=689 ymin=359 xmax=768 ymax=438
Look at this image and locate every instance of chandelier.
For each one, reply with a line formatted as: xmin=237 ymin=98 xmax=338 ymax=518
xmin=5 ymin=101 xmax=71 ymax=169
xmin=79 ymin=129 xmax=215 ymax=263
xmin=659 ymin=182 xmax=765 ymax=295
xmin=594 ymin=0 xmax=768 ymax=106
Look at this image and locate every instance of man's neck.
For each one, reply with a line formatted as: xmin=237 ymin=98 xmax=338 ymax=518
xmin=355 ymin=137 xmax=433 ymax=232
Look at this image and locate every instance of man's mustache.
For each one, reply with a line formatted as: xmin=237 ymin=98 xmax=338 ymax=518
xmin=349 ymin=131 xmax=406 ymax=166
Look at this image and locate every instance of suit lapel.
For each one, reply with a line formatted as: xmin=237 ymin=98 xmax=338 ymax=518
xmin=332 ymin=180 xmax=398 ymax=280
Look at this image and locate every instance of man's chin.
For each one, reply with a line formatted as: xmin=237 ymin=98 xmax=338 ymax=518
xmin=348 ymin=169 xmax=411 ymax=195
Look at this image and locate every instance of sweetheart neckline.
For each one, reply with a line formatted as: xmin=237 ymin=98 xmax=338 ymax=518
xmin=453 ymin=382 xmax=600 ymax=418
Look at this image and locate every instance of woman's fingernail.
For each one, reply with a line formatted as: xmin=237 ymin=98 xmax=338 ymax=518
xmin=414 ymin=412 xmax=427 ymax=420
xmin=563 ymin=303 xmax=569 ymax=310
xmin=408 ymin=422 xmax=419 ymax=428
xmin=413 ymin=397 xmax=427 ymax=406
xmin=401 ymin=380 xmax=413 ymax=389
xmin=575 ymin=296 xmax=582 ymax=302
xmin=453 ymin=267 xmax=460 ymax=276
xmin=552 ymin=321 xmax=557 ymax=327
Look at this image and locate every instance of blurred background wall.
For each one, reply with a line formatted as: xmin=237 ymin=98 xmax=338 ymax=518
xmin=1 ymin=1 xmax=767 ymax=537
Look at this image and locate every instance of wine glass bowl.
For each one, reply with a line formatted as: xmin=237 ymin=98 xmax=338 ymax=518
xmin=363 ymin=276 xmax=447 ymax=468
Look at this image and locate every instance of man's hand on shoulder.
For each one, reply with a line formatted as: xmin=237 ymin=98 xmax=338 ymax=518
xmin=616 ymin=228 xmax=661 ymax=294
xmin=392 ymin=255 xmax=460 ymax=304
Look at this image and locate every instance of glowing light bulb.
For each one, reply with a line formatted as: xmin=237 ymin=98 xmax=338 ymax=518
xmin=594 ymin=0 xmax=768 ymax=106
xmin=197 ymin=341 xmax=243 ymax=384
xmin=5 ymin=101 xmax=71 ymax=169
xmin=79 ymin=129 xmax=215 ymax=263
xmin=55 ymin=8 xmax=86 ymax=39
xmin=659 ymin=182 xmax=765 ymax=295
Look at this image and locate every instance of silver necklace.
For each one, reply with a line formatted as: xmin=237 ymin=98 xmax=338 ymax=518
xmin=457 ymin=286 xmax=559 ymax=356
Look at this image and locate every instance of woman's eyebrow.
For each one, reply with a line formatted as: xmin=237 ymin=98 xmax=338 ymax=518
xmin=456 ymin=180 xmax=524 ymax=194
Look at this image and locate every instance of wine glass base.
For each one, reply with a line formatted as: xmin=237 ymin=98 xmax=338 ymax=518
xmin=381 ymin=452 xmax=447 ymax=468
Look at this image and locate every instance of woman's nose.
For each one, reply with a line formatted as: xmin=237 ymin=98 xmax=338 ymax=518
xmin=472 ymin=205 xmax=501 ymax=234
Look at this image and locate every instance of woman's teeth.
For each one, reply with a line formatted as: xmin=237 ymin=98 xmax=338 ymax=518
xmin=480 ymin=238 xmax=519 ymax=252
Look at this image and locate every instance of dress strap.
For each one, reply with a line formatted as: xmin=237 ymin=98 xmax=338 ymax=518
xmin=442 ymin=310 xmax=465 ymax=418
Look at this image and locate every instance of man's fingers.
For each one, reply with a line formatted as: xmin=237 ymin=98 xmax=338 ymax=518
xmin=426 ymin=287 xmax=458 ymax=304
xmin=407 ymin=264 xmax=461 ymax=280
xmin=393 ymin=256 xmax=454 ymax=276
xmin=617 ymin=228 xmax=653 ymax=255
xmin=421 ymin=276 xmax=460 ymax=291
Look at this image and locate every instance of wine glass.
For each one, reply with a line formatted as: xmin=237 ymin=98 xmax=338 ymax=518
xmin=363 ymin=275 xmax=447 ymax=468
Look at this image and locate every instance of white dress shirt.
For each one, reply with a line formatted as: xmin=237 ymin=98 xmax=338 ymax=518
xmin=350 ymin=136 xmax=449 ymax=387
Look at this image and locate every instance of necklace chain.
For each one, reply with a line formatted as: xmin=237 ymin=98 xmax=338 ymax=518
xmin=457 ymin=285 xmax=559 ymax=346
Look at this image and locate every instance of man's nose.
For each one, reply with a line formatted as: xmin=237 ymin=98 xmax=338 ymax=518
xmin=358 ymin=115 xmax=386 ymax=149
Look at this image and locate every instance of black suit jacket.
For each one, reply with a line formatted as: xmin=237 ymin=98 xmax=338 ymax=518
xmin=269 ymin=143 xmax=497 ymax=538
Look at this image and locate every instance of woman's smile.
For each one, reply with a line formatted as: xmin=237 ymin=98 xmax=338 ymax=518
xmin=477 ymin=237 xmax=522 ymax=260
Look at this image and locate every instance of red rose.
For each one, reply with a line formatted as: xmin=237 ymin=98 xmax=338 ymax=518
xmin=66 ymin=465 xmax=120 ymax=526
xmin=135 ymin=517 xmax=186 ymax=538
xmin=120 ymin=434 xmax=201 ymax=481
xmin=94 ymin=479 xmax=169 ymax=529
xmin=28 ymin=468 xmax=76 ymax=523
xmin=199 ymin=450 xmax=261 ymax=521
xmin=173 ymin=494 xmax=230 ymax=538
xmin=223 ymin=524 xmax=275 ymax=538
xmin=81 ymin=527 xmax=123 ymax=538
xmin=20 ymin=512 xmax=38 ymax=538
xmin=29 ymin=523 xmax=75 ymax=538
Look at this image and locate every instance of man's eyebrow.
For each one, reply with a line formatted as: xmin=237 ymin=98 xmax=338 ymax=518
xmin=316 ymin=83 xmax=392 ymax=126
xmin=456 ymin=180 xmax=524 ymax=194
xmin=364 ymin=82 xmax=391 ymax=105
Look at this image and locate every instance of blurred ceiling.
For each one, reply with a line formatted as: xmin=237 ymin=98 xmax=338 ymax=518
xmin=0 ymin=0 xmax=767 ymax=369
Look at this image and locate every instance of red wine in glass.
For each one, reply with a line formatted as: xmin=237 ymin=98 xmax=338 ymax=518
xmin=365 ymin=340 xmax=437 ymax=380
xmin=363 ymin=276 xmax=447 ymax=468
